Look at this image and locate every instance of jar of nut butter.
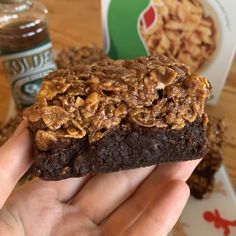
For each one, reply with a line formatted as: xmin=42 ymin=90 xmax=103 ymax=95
xmin=0 ymin=0 xmax=56 ymax=109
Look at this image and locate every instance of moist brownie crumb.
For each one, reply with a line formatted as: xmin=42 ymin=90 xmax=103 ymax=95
xmin=56 ymin=46 xmax=109 ymax=69
xmin=0 ymin=112 xmax=23 ymax=146
xmin=188 ymin=116 xmax=226 ymax=199
xmin=30 ymin=118 xmax=207 ymax=180
xmin=188 ymin=173 xmax=214 ymax=199
xmin=24 ymin=54 xmax=210 ymax=180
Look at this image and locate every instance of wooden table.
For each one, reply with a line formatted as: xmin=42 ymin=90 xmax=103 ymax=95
xmin=0 ymin=0 xmax=236 ymax=190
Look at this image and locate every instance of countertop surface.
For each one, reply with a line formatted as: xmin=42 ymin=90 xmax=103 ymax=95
xmin=0 ymin=0 xmax=235 ymax=190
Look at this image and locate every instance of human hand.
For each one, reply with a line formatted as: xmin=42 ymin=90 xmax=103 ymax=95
xmin=0 ymin=121 xmax=201 ymax=236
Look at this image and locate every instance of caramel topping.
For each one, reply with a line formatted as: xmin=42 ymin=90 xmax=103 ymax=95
xmin=24 ymin=55 xmax=210 ymax=150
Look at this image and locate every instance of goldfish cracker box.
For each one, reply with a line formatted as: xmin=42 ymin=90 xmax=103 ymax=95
xmin=101 ymin=0 xmax=236 ymax=104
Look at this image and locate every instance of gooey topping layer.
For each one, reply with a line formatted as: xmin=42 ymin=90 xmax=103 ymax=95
xmin=24 ymin=55 xmax=210 ymax=151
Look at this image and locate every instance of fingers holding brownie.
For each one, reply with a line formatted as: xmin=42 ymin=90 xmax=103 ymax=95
xmin=0 ymin=120 xmax=33 ymax=209
xmin=101 ymin=161 xmax=195 ymax=235
xmin=71 ymin=166 xmax=155 ymax=224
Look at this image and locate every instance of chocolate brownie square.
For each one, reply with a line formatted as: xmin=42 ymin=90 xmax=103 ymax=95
xmin=24 ymin=55 xmax=210 ymax=180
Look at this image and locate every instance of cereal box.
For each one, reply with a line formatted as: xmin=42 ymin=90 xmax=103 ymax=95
xmin=102 ymin=0 xmax=236 ymax=104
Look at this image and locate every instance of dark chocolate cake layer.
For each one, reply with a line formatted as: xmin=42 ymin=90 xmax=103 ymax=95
xmin=187 ymin=116 xmax=225 ymax=199
xmin=30 ymin=118 xmax=206 ymax=180
xmin=24 ymin=54 xmax=210 ymax=180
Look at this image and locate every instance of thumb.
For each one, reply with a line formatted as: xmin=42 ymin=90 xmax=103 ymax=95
xmin=0 ymin=120 xmax=33 ymax=209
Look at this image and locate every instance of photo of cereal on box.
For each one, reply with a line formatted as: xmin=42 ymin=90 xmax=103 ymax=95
xmin=139 ymin=0 xmax=216 ymax=72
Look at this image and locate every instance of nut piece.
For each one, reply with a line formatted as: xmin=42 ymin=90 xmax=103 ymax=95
xmin=150 ymin=66 xmax=177 ymax=85
xmin=41 ymin=106 xmax=70 ymax=131
xmin=114 ymin=103 xmax=128 ymax=117
xmin=24 ymin=105 xmax=41 ymax=122
xmin=81 ymin=92 xmax=102 ymax=119
xmin=75 ymin=96 xmax=85 ymax=107
xmin=65 ymin=119 xmax=86 ymax=139
xmin=35 ymin=130 xmax=57 ymax=151
xmin=85 ymin=92 xmax=101 ymax=105
xmin=37 ymin=78 xmax=71 ymax=101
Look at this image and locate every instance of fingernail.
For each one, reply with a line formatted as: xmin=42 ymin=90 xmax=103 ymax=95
xmin=13 ymin=119 xmax=28 ymax=137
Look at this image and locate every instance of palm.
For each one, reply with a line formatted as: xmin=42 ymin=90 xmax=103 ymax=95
xmin=2 ymin=160 xmax=198 ymax=236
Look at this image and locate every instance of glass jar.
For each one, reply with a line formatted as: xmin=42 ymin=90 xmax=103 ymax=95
xmin=0 ymin=0 xmax=56 ymax=109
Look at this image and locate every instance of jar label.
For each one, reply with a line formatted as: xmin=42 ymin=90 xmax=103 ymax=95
xmin=0 ymin=42 xmax=56 ymax=108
